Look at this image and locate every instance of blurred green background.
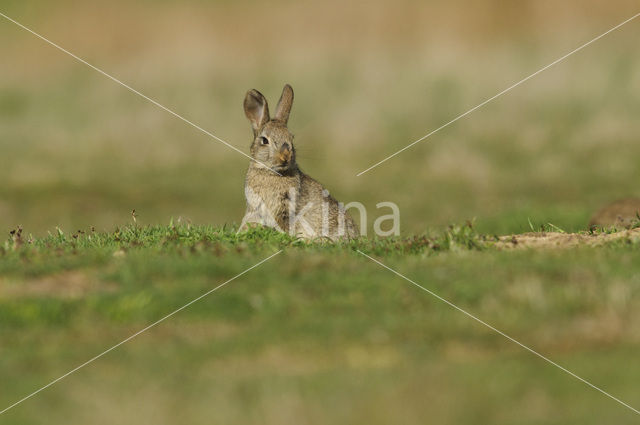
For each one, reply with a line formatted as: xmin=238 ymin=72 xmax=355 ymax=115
xmin=1 ymin=226 xmax=640 ymax=425
xmin=1 ymin=0 xmax=638 ymax=236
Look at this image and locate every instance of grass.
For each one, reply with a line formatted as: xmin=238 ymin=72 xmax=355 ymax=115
xmin=1 ymin=224 xmax=640 ymax=424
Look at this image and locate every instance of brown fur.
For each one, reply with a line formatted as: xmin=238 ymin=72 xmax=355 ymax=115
xmin=239 ymin=84 xmax=359 ymax=240
xmin=589 ymin=198 xmax=640 ymax=229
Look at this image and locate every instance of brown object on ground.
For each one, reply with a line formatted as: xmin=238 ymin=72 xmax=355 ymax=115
xmin=496 ymin=228 xmax=640 ymax=250
xmin=589 ymin=198 xmax=640 ymax=229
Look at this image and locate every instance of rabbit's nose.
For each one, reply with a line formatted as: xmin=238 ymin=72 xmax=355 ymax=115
xmin=278 ymin=144 xmax=292 ymax=162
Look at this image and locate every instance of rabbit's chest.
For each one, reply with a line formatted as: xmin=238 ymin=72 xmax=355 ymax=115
xmin=253 ymin=187 xmax=295 ymax=215
xmin=245 ymin=175 xmax=299 ymax=228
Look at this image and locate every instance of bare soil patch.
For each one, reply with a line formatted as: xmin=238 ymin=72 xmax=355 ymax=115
xmin=496 ymin=228 xmax=640 ymax=250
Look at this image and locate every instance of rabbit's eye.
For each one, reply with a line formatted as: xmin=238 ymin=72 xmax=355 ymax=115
xmin=259 ymin=136 xmax=269 ymax=145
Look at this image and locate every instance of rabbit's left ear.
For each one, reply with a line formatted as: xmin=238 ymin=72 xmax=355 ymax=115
xmin=274 ymin=84 xmax=294 ymax=124
xmin=244 ymin=89 xmax=270 ymax=135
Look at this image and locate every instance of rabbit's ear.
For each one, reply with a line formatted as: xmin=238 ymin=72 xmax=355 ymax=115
xmin=274 ymin=84 xmax=294 ymax=124
xmin=244 ymin=89 xmax=270 ymax=134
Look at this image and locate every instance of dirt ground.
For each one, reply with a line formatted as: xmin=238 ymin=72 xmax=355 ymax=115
xmin=496 ymin=228 xmax=640 ymax=250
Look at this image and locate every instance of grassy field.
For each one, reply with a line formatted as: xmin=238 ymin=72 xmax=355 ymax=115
xmin=2 ymin=0 xmax=640 ymax=423
xmin=1 ymin=224 xmax=640 ymax=424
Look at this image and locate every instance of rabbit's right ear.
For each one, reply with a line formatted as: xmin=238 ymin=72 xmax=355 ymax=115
xmin=274 ymin=84 xmax=294 ymax=124
xmin=244 ymin=89 xmax=270 ymax=135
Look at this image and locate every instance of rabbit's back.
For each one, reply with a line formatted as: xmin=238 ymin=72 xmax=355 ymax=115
xmin=589 ymin=198 xmax=640 ymax=229
xmin=297 ymin=172 xmax=359 ymax=239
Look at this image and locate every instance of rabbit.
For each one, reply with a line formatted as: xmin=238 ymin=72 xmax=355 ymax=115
xmin=589 ymin=198 xmax=640 ymax=229
xmin=238 ymin=84 xmax=359 ymax=240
